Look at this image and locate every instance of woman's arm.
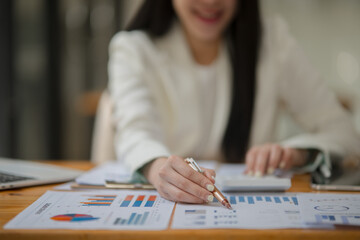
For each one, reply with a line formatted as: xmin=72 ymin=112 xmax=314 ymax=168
xmin=108 ymin=32 xmax=215 ymax=203
xmin=245 ymin=17 xmax=360 ymax=176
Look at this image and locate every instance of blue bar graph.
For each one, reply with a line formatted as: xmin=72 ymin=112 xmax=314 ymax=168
xmin=133 ymin=201 xmax=142 ymax=207
xmin=120 ymin=201 xmax=131 ymax=207
xmin=292 ymin=197 xmax=298 ymax=205
xmin=134 ymin=214 xmax=142 ymax=225
xmin=140 ymin=212 xmax=149 ymax=225
xmin=341 ymin=216 xmax=349 ymax=224
xmin=220 ymin=195 xmax=297 ymax=206
xmin=120 ymin=195 xmax=134 ymax=207
xmin=128 ymin=213 xmax=136 ymax=224
xmin=113 ymin=211 xmax=150 ymax=226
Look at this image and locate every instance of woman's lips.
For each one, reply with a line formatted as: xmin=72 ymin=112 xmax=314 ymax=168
xmin=193 ymin=9 xmax=222 ymax=25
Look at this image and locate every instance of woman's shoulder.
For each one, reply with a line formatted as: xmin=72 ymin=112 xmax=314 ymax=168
xmin=109 ymin=30 xmax=157 ymax=56
xmin=261 ymin=14 xmax=296 ymax=52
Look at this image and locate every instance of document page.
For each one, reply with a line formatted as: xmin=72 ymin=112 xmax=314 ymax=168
xmin=172 ymin=193 xmax=303 ymax=229
xmin=75 ymin=162 xmax=132 ymax=186
xmin=5 ymin=190 xmax=174 ymax=230
xmin=298 ymin=193 xmax=360 ymax=226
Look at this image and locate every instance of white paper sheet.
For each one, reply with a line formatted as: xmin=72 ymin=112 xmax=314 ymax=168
xmin=4 ymin=190 xmax=174 ymax=230
xmin=215 ymin=164 xmax=292 ymax=191
xmin=75 ymin=161 xmax=217 ymax=187
xmin=298 ymin=193 xmax=360 ymax=226
xmin=75 ymin=162 xmax=132 ymax=186
xmin=172 ymin=193 xmax=304 ymax=229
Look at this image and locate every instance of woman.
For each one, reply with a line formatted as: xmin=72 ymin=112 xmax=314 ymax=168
xmin=108 ymin=0 xmax=360 ymax=203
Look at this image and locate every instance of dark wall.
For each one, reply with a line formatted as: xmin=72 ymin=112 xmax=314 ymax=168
xmin=0 ymin=0 xmax=14 ymax=157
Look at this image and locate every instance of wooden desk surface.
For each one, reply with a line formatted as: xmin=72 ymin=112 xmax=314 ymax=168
xmin=1 ymin=161 xmax=359 ymax=240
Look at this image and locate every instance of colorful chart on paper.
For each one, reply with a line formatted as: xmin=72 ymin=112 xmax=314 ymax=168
xmin=4 ymin=190 xmax=174 ymax=230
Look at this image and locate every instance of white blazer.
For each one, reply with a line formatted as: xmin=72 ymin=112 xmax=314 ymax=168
xmin=108 ymin=16 xmax=360 ymax=174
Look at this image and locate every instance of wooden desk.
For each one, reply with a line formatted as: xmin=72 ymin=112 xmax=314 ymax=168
xmin=1 ymin=161 xmax=359 ymax=240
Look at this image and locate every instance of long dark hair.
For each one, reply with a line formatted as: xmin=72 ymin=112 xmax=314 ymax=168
xmin=127 ymin=0 xmax=261 ymax=163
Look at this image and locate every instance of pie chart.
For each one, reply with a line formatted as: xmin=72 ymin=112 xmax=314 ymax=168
xmin=51 ymin=214 xmax=99 ymax=222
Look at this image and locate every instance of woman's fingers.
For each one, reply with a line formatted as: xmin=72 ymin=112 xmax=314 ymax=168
xmin=157 ymin=180 xmax=205 ymax=204
xmin=201 ymin=168 xmax=216 ymax=184
xmin=279 ymin=147 xmax=293 ymax=170
xmin=245 ymin=148 xmax=257 ymax=176
xmin=267 ymin=144 xmax=283 ymax=174
xmin=245 ymin=144 xmax=299 ymax=176
xmin=147 ymin=155 xmax=216 ymax=203
xmin=168 ymin=156 xmax=215 ymax=191
xmin=254 ymin=146 xmax=270 ymax=177
xmin=159 ymin=164 xmax=214 ymax=202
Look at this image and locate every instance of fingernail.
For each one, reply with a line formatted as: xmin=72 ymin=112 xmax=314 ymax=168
xmin=247 ymin=170 xmax=253 ymax=176
xmin=279 ymin=161 xmax=286 ymax=169
xmin=267 ymin=167 xmax=275 ymax=175
xmin=206 ymin=184 xmax=215 ymax=192
xmin=207 ymin=195 xmax=214 ymax=202
xmin=254 ymin=171 xmax=262 ymax=178
xmin=211 ymin=175 xmax=216 ymax=181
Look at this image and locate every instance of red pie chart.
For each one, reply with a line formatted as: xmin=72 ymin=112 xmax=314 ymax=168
xmin=51 ymin=213 xmax=99 ymax=222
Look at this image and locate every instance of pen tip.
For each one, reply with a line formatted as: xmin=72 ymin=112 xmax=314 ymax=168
xmin=222 ymin=200 xmax=232 ymax=210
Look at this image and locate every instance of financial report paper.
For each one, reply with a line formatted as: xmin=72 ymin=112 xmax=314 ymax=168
xmin=298 ymin=193 xmax=360 ymax=226
xmin=172 ymin=193 xmax=304 ymax=229
xmin=4 ymin=190 xmax=174 ymax=230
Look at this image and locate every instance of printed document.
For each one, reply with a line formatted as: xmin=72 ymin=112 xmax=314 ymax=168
xmin=172 ymin=193 xmax=303 ymax=229
xmin=5 ymin=190 xmax=174 ymax=230
xmin=298 ymin=193 xmax=360 ymax=226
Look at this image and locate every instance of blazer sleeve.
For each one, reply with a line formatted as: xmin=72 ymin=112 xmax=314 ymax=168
xmin=272 ymin=17 xmax=360 ymax=173
xmin=108 ymin=32 xmax=171 ymax=174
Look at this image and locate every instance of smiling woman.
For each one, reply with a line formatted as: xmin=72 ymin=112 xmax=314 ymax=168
xmin=172 ymin=0 xmax=237 ymax=65
xmin=107 ymin=0 xmax=360 ymax=204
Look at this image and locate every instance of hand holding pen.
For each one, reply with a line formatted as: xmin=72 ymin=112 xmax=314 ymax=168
xmin=142 ymin=155 xmax=218 ymax=204
xmin=185 ymin=158 xmax=232 ymax=209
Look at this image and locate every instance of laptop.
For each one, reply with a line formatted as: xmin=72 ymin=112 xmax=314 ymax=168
xmin=0 ymin=158 xmax=83 ymax=190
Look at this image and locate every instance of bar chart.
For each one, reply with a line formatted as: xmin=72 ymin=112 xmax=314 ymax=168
xmin=80 ymin=195 xmax=116 ymax=206
xmin=315 ymin=214 xmax=360 ymax=225
xmin=120 ymin=195 xmax=157 ymax=208
xmin=173 ymin=194 xmax=303 ymax=229
xmin=113 ymin=212 xmax=150 ymax=226
xmin=4 ymin=191 xmax=175 ymax=230
xmin=215 ymin=195 xmax=298 ymax=206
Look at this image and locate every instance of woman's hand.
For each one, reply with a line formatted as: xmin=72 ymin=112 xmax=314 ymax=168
xmin=245 ymin=144 xmax=307 ymax=177
xmin=142 ymin=155 xmax=216 ymax=203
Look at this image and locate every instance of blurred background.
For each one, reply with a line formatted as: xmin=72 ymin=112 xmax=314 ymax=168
xmin=0 ymin=0 xmax=359 ymax=161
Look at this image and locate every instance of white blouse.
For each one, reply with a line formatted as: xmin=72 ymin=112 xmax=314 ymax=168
xmin=108 ymin=16 xmax=360 ymax=174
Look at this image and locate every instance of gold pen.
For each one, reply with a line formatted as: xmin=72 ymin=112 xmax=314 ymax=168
xmin=185 ymin=158 xmax=232 ymax=209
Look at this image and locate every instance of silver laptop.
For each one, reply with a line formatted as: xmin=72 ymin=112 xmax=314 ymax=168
xmin=0 ymin=158 xmax=83 ymax=190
